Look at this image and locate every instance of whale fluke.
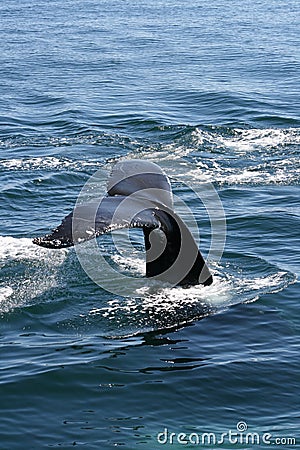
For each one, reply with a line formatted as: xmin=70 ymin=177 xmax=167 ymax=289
xmin=33 ymin=160 xmax=213 ymax=287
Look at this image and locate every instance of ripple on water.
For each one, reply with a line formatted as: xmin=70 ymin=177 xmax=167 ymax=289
xmin=1 ymin=234 xmax=294 ymax=339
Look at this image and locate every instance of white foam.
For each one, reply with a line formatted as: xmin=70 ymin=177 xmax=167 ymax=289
xmin=192 ymin=127 xmax=300 ymax=153
xmin=0 ymin=236 xmax=67 ymax=313
xmin=111 ymin=254 xmax=145 ymax=275
xmin=0 ymin=236 xmax=66 ymax=264
xmin=157 ymin=161 xmax=299 ymax=186
xmin=96 ymin=274 xmax=231 ymax=325
xmin=239 ymin=271 xmax=291 ymax=297
xmin=0 ymin=286 xmax=14 ymax=303
xmin=91 ymin=255 xmax=294 ymax=334
xmin=0 ymin=156 xmax=100 ymax=172
xmin=2 ymin=128 xmax=298 ymax=186
xmin=125 ymin=127 xmax=300 ymax=186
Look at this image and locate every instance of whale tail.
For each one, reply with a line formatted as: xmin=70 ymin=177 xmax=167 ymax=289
xmin=33 ymin=160 xmax=213 ymax=287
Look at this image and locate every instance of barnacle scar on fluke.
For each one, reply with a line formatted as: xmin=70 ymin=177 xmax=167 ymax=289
xmin=33 ymin=160 xmax=213 ymax=287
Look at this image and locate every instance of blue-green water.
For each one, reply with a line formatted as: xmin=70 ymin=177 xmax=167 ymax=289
xmin=0 ymin=0 xmax=299 ymax=449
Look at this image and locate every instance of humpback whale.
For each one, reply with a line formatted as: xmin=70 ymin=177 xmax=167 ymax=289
xmin=33 ymin=160 xmax=213 ymax=287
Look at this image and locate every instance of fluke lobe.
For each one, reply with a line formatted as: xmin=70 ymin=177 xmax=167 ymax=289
xmin=33 ymin=160 xmax=213 ymax=287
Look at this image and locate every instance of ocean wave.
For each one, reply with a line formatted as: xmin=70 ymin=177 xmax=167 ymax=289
xmin=0 ymin=129 xmax=140 ymax=150
xmin=132 ymin=126 xmax=300 ymax=185
xmin=191 ymin=127 xmax=300 ymax=152
xmin=83 ymin=253 xmax=295 ymax=336
xmin=0 ymin=156 xmax=101 ymax=172
xmin=1 ymin=126 xmax=299 ymax=186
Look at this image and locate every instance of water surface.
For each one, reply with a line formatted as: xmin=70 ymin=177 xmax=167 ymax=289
xmin=0 ymin=0 xmax=299 ymax=448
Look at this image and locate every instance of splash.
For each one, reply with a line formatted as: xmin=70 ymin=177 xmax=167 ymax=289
xmin=0 ymin=235 xmax=295 ymax=335
xmin=0 ymin=236 xmax=67 ymax=313
xmin=86 ymin=253 xmax=295 ymax=336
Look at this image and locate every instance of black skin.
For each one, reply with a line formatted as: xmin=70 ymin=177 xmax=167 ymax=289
xmin=33 ymin=162 xmax=213 ymax=287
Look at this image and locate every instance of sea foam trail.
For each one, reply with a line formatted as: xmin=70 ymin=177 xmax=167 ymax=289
xmin=1 ymin=127 xmax=299 ymax=185
xmin=130 ymin=127 xmax=300 ymax=185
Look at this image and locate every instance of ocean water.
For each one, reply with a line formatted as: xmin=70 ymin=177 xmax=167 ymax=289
xmin=0 ymin=0 xmax=299 ymax=449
